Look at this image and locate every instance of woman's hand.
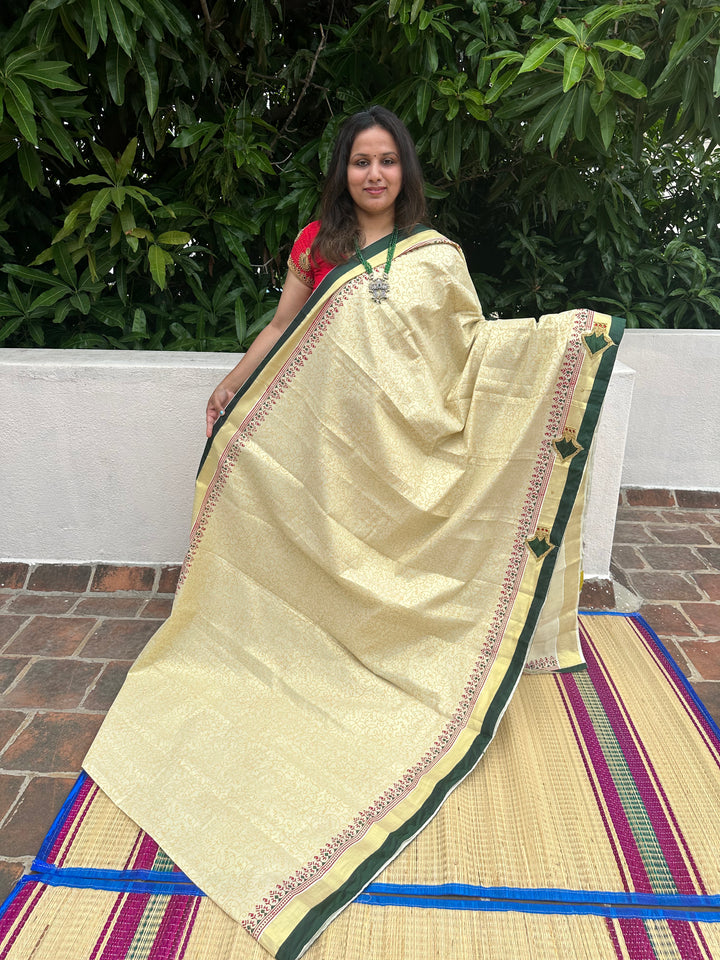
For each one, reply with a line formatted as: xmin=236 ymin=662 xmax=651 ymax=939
xmin=206 ymin=385 xmax=236 ymax=438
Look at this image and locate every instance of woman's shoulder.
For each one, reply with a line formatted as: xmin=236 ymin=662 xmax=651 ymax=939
xmin=292 ymin=220 xmax=321 ymax=248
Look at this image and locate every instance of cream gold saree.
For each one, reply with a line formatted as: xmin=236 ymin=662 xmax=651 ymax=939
xmin=83 ymin=227 xmax=624 ymax=959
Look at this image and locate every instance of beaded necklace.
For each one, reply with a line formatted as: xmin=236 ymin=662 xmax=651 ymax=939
xmin=354 ymin=226 xmax=399 ymax=302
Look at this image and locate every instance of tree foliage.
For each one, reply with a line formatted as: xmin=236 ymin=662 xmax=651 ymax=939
xmin=1 ymin=0 xmax=719 ymax=349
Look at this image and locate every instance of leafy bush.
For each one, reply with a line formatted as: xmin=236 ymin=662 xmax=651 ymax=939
xmin=1 ymin=0 xmax=719 ymax=349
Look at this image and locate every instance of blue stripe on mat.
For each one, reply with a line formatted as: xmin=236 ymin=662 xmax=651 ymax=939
xmin=355 ymin=889 xmax=720 ymax=922
xmin=362 ymin=882 xmax=720 ymax=910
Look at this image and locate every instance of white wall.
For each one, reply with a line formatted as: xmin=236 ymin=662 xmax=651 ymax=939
xmin=1 ymin=350 xmax=240 ymax=564
xmin=1 ymin=329 xmax=717 ymax=570
xmin=617 ymin=329 xmax=720 ymax=490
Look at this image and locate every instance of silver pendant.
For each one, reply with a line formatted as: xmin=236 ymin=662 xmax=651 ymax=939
xmin=368 ymin=273 xmax=390 ymax=303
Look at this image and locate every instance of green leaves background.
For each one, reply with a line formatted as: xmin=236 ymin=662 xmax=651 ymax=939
xmin=1 ymin=0 xmax=720 ymax=349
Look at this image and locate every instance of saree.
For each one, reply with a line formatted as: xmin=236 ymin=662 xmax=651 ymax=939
xmin=83 ymin=227 xmax=624 ymax=959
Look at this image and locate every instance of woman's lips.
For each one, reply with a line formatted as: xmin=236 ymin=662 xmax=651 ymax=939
xmin=364 ymin=187 xmax=386 ymax=195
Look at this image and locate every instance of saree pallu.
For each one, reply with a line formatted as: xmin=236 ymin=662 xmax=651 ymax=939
xmin=83 ymin=227 xmax=624 ymax=959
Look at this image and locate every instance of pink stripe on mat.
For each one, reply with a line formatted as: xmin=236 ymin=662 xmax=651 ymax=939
xmin=581 ymin=627 xmax=703 ymax=896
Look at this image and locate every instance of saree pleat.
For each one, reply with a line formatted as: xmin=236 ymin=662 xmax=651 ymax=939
xmin=83 ymin=227 xmax=624 ymax=959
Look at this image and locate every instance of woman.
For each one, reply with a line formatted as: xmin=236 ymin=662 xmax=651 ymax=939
xmin=204 ymin=106 xmax=426 ymax=439
xmin=83 ymin=109 xmax=623 ymax=959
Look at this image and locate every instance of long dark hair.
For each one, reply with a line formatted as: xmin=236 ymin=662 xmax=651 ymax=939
xmin=312 ymin=106 xmax=426 ymax=265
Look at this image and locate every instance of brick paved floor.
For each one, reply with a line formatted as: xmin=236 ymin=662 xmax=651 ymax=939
xmin=0 ymin=486 xmax=718 ymax=904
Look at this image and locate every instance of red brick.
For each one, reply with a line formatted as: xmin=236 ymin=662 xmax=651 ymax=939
xmin=692 ymin=573 xmax=720 ymax=602
xmin=702 ymin=526 xmax=720 ymax=545
xmin=662 ymin=640 xmax=691 ymax=677
xmin=661 ymin=510 xmax=720 ymax=525
xmin=579 ymin=578 xmax=614 ymax=610
xmin=698 ymin=547 xmax=720 ymax=568
xmin=141 ymin=598 xmax=173 ymax=619
xmin=0 ymin=711 xmax=26 ymax=751
xmin=74 ymin=597 xmax=144 ymax=617
xmin=0 ymin=659 xmax=31 ymax=695
xmin=690 ymin=682 xmax=720 ymax=728
xmin=91 ymin=565 xmax=156 ymax=593
xmin=628 ymin=572 xmax=703 ymax=602
xmin=81 ymin=619 xmax=159 ymax=660
xmin=1 ymin=712 xmax=104 ymax=774
xmin=681 ymin=603 xmax=720 ymax=637
xmin=610 ymin=545 xmax=646 ymax=570
xmin=615 ymin=508 xmax=664 ymax=523
xmin=0 ymin=776 xmax=76 ymax=858
xmin=647 ymin=526 xmax=711 ymax=545
xmin=6 ymin=595 xmax=76 ymax=615
xmin=0 ymin=618 xmax=28 ymax=646
xmin=638 ymin=604 xmax=697 ymax=638
xmin=639 ymin=545 xmax=705 ymax=571
xmin=0 ymin=862 xmax=26 ymax=906
xmin=0 ymin=565 xmax=29 ymax=591
xmin=624 ymin=488 xmax=676 ymax=507
xmin=158 ymin=566 xmax=181 ymax=594
xmin=83 ymin=661 xmax=134 ymax=711
xmin=27 ymin=565 xmax=92 ymax=593
xmin=678 ymin=640 xmax=720 ymax=681
xmin=0 ymin=775 xmax=25 ymax=821
xmin=2 ymin=660 xmax=102 ymax=710
xmin=7 ymin=617 xmax=97 ymax=657
xmin=676 ymin=490 xmax=720 ymax=509
xmin=613 ymin=522 xmax=655 ymax=544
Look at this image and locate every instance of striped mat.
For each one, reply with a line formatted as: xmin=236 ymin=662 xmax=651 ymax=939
xmin=2 ymin=612 xmax=720 ymax=960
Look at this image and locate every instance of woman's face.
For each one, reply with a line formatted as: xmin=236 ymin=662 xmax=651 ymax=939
xmin=346 ymin=125 xmax=403 ymax=223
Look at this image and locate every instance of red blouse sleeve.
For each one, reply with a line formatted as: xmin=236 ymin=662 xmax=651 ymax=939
xmin=288 ymin=221 xmax=322 ymax=289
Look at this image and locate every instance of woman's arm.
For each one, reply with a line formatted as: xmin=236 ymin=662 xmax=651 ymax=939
xmin=206 ymin=271 xmax=312 ymax=437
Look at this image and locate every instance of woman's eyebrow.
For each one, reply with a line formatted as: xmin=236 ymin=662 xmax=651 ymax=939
xmin=350 ymin=151 xmax=399 ymax=159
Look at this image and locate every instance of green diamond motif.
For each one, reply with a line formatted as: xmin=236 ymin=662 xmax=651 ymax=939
xmin=553 ymin=435 xmax=582 ymax=462
xmin=583 ymin=331 xmax=613 ymax=356
xmin=526 ymin=535 xmax=555 ymax=560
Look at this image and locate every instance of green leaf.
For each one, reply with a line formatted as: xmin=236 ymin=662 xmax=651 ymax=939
xmin=148 ymin=243 xmax=172 ymax=289
xmin=715 ymin=46 xmax=720 ymax=99
xmin=106 ymin=39 xmax=131 ymax=105
xmin=132 ymin=306 xmax=147 ymax=334
xmin=7 ymin=76 xmax=34 ymax=113
xmin=135 ymin=44 xmax=159 ymax=116
xmin=91 ymin=142 xmax=118 ymax=181
xmin=549 ymin=87 xmax=576 ymax=153
xmin=18 ymin=142 xmax=43 ymax=189
xmin=90 ymin=187 xmax=114 ymax=223
xmin=552 ymin=16 xmax=583 ymax=42
xmin=446 ymin=121 xmax=461 ymax=176
xmin=115 ymin=138 xmax=137 ymax=181
xmin=606 ymin=70 xmax=647 ymax=100
xmin=14 ymin=61 xmax=84 ymax=91
xmin=53 ymin=244 xmax=77 ymax=287
xmin=234 ymin=297 xmax=246 ymax=344
xmin=91 ymin=0 xmax=108 ymax=42
xmin=171 ymin=123 xmax=220 ymax=148
xmin=416 ymin=78 xmax=432 ymax=125
xmin=410 ymin=0 xmax=424 ymax=23
xmin=105 ymin=0 xmax=134 ymax=56
xmin=573 ymin=82 xmax=590 ymax=141
xmin=587 ymin=48 xmax=605 ymax=85
xmin=563 ymin=47 xmax=586 ymax=92
xmin=598 ymin=103 xmax=616 ymax=150
xmin=518 ymin=37 xmax=565 ymax=74
xmin=157 ymin=231 xmax=191 ymax=245
xmin=70 ymin=292 xmax=91 ymax=314
xmin=31 ymin=287 xmax=67 ymax=309
xmin=592 ymin=39 xmax=644 ymax=60
xmin=5 ymin=92 xmax=38 ymax=144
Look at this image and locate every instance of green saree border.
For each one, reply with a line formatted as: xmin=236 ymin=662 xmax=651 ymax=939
xmin=276 ymin=313 xmax=626 ymax=960
xmin=197 ymin=225 xmax=429 ymax=477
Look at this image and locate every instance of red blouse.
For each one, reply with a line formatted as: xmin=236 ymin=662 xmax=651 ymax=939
xmin=287 ymin=221 xmax=336 ymax=291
